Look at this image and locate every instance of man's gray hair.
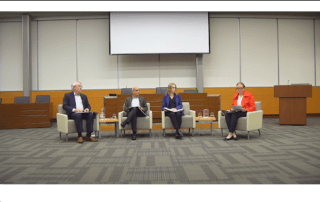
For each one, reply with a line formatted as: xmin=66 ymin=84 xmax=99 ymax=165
xmin=71 ymin=81 xmax=82 ymax=91
xmin=132 ymin=86 xmax=139 ymax=92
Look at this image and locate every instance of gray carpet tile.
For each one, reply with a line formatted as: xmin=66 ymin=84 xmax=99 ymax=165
xmin=1 ymin=117 xmax=320 ymax=184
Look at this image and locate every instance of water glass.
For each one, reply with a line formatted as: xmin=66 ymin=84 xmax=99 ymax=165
xmin=112 ymin=114 xmax=117 ymax=119
xmin=198 ymin=112 xmax=202 ymax=119
xmin=210 ymin=112 xmax=215 ymax=118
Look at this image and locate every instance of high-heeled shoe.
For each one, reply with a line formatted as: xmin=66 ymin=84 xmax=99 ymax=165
xmin=224 ymin=136 xmax=234 ymax=141
xmin=233 ymin=136 xmax=238 ymax=140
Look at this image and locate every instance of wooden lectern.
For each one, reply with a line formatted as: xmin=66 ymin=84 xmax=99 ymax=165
xmin=274 ymin=85 xmax=312 ymax=125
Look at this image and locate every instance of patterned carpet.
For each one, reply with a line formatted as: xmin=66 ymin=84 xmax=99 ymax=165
xmin=1 ymin=117 xmax=320 ymax=184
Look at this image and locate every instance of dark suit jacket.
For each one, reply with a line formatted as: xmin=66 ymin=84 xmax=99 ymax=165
xmin=123 ymin=96 xmax=147 ymax=116
xmin=63 ymin=92 xmax=91 ymax=116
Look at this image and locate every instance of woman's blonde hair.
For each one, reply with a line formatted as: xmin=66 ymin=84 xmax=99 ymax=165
xmin=167 ymin=83 xmax=177 ymax=94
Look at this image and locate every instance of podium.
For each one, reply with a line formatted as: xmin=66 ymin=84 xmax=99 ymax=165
xmin=274 ymin=85 xmax=312 ymax=125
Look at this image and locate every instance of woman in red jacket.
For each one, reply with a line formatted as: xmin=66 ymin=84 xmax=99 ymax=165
xmin=224 ymin=82 xmax=256 ymax=140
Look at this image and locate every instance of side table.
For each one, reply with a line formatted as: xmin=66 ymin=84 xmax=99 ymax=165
xmin=196 ymin=117 xmax=217 ymax=136
xmin=99 ymin=119 xmax=119 ymax=138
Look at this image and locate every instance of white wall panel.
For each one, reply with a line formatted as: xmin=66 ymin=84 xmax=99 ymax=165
xmin=78 ymin=19 xmax=118 ymax=89
xmin=240 ymin=18 xmax=278 ymax=87
xmin=159 ymin=54 xmax=196 ymax=88
xmin=38 ymin=20 xmax=77 ymax=90
xmin=203 ymin=18 xmax=240 ymax=88
xmin=118 ymin=55 xmax=160 ymax=88
xmin=31 ymin=21 xmax=38 ymax=90
xmin=316 ymin=20 xmax=320 ymax=86
xmin=279 ymin=19 xmax=314 ymax=85
xmin=0 ymin=22 xmax=23 ymax=91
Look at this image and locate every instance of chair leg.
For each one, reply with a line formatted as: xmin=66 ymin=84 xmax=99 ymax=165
xmin=221 ymin=129 xmax=223 ymax=137
xmin=66 ymin=133 xmax=68 ymax=142
xmin=149 ymin=129 xmax=152 ymax=137
xmin=248 ymin=131 xmax=250 ymax=140
xmin=189 ymin=128 xmax=190 ymax=133
xmin=258 ymin=129 xmax=261 ymax=137
xmin=163 ymin=129 xmax=165 ymax=137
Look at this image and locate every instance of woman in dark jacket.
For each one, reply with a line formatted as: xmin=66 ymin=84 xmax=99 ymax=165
xmin=162 ymin=83 xmax=184 ymax=139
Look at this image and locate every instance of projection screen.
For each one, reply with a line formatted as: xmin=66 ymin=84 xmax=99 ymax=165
xmin=110 ymin=12 xmax=210 ymax=55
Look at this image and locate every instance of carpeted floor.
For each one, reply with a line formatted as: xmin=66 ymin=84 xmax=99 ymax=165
xmin=1 ymin=117 xmax=320 ymax=184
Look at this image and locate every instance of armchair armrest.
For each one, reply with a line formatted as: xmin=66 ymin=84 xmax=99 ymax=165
xmin=189 ymin=110 xmax=196 ymax=128
xmin=161 ymin=111 xmax=165 ymax=129
xmin=246 ymin=110 xmax=263 ymax=131
xmin=218 ymin=111 xmax=222 ymax=128
xmin=93 ymin=112 xmax=99 ymax=131
xmin=149 ymin=111 xmax=153 ymax=129
xmin=57 ymin=113 xmax=68 ymax=133
xmin=118 ymin=111 xmax=124 ymax=129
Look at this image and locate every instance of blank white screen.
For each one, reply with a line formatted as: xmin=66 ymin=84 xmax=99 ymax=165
xmin=110 ymin=12 xmax=209 ymax=54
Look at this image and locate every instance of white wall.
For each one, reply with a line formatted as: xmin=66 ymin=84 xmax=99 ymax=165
xmin=0 ymin=22 xmax=23 ymax=91
xmin=203 ymin=18 xmax=240 ymax=88
xmin=38 ymin=20 xmax=77 ymax=90
xmin=118 ymin=54 xmax=160 ymax=88
xmin=240 ymin=18 xmax=278 ymax=87
xmin=278 ymin=19 xmax=315 ymax=85
xmin=77 ymin=19 xmax=118 ymax=89
xmin=159 ymin=54 xmax=196 ymax=88
xmin=1 ymin=16 xmax=320 ymax=92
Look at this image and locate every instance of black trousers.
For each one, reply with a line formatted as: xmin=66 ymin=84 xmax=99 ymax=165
xmin=165 ymin=111 xmax=183 ymax=130
xmin=69 ymin=112 xmax=94 ymax=137
xmin=125 ymin=107 xmax=145 ymax=134
xmin=225 ymin=111 xmax=247 ymax=132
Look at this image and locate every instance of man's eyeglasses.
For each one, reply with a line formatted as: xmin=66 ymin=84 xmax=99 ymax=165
xmin=236 ymin=88 xmax=243 ymax=90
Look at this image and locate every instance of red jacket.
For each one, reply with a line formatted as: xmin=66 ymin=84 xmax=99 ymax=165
xmin=231 ymin=90 xmax=256 ymax=112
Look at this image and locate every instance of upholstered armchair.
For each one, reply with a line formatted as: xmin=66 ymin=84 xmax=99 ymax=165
xmin=218 ymin=101 xmax=263 ymax=140
xmin=118 ymin=103 xmax=153 ymax=137
xmin=161 ymin=102 xmax=196 ymax=137
xmin=56 ymin=104 xmax=99 ymax=141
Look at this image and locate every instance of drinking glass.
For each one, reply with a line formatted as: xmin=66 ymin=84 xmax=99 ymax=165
xmin=210 ymin=112 xmax=215 ymax=119
xmin=112 ymin=114 xmax=117 ymax=119
xmin=198 ymin=112 xmax=202 ymax=119
xmin=100 ymin=108 xmax=105 ymax=119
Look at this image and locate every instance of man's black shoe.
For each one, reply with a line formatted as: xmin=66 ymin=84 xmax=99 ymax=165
xmin=121 ymin=121 xmax=126 ymax=128
xmin=132 ymin=134 xmax=136 ymax=140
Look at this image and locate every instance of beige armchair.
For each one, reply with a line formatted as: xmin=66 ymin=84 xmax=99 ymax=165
xmin=56 ymin=104 xmax=99 ymax=141
xmin=161 ymin=102 xmax=196 ymax=137
xmin=118 ymin=103 xmax=152 ymax=137
xmin=218 ymin=101 xmax=263 ymax=140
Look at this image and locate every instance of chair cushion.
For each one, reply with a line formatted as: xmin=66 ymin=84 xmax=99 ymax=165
xmin=164 ymin=115 xmax=194 ymax=129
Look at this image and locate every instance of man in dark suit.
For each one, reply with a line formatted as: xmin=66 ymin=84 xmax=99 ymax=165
xmin=63 ymin=81 xmax=98 ymax=143
xmin=121 ymin=86 xmax=148 ymax=140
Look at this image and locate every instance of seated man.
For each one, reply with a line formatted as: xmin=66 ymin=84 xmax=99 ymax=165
xmin=63 ymin=81 xmax=98 ymax=143
xmin=121 ymin=86 xmax=148 ymax=140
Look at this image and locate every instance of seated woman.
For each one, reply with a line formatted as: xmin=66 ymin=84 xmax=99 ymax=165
xmin=162 ymin=83 xmax=184 ymax=139
xmin=224 ymin=82 xmax=256 ymax=141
